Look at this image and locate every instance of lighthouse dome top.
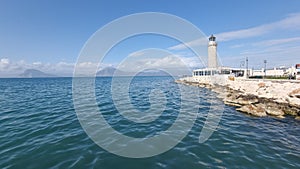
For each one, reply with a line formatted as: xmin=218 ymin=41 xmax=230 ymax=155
xmin=209 ymin=34 xmax=216 ymax=41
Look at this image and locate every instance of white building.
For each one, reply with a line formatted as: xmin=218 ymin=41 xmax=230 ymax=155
xmin=251 ymin=68 xmax=285 ymax=77
xmin=191 ymin=35 xmax=299 ymax=81
xmin=192 ymin=35 xmax=248 ymax=83
xmin=296 ymin=64 xmax=300 ymax=80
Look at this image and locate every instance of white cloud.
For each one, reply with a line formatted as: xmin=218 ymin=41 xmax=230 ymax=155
xmin=216 ymin=13 xmax=300 ymax=42
xmin=180 ymin=56 xmax=204 ymax=68
xmin=0 ymin=59 xmax=69 ymax=77
xmin=168 ymin=12 xmax=300 ymax=51
xmin=0 ymin=58 xmax=10 ymax=70
xmin=75 ymin=61 xmax=105 ymax=75
xmin=117 ymin=50 xmax=205 ymax=75
xmin=252 ymin=36 xmax=300 ymax=47
xmin=222 ymin=43 xmax=300 ymax=69
xmin=230 ymin=44 xmax=245 ymax=49
xmin=128 ymin=51 xmax=145 ymax=57
xmin=0 ymin=57 xmax=119 ymax=77
xmin=216 ymin=25 xmax=270 ymax=42
xmin=32 ymin=61 xmax=42 ymax=65
xmin=0 ymin=58 xmax=9 ymax=65
xmin=118 ymin=55 xmax=184 ymax=72
xmin=167 ymin=37 xmax=207 ymax=51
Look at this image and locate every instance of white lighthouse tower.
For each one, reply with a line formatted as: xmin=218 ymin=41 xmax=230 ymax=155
xmin=192 ymin=34 xmax=249 ymax=81
xmin=208 ymin=34 xmax=218 ymax=68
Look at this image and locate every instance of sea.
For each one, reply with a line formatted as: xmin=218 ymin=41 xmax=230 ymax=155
xmin=0 ymin=76 xmax=299 ymax=169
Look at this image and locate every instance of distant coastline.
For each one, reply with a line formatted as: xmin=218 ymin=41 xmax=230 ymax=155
xmin=2 ymin=67 xmax=175 ymax=78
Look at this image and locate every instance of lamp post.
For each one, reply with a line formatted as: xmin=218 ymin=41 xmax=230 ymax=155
xmin=246 ymin=57 xmax=248 ymax=78
xmin=240 ymin=61 xmax=245 ymax=77
xmin=264 ymin=60 xmax=267 ymax=78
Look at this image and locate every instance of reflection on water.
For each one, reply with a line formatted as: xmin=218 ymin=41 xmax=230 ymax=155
xmin=0 ymin=77 xmax=299 ymax=168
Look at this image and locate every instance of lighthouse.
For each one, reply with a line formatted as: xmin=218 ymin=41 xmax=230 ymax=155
xmin=192 ymin=34 xmax=249 ymax=80
xmin=208 ymin=34 xmax=218 ymax=68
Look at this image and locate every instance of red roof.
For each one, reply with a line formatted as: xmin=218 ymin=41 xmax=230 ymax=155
xmin=296 ymin=64 xmax=300 ymax=68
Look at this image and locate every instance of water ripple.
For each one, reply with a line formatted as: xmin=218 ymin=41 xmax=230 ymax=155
xmin=0 ymin=77 xmax=299 ymax=168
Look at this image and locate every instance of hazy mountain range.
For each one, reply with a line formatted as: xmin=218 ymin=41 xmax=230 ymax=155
xmin=18 ymin=67 xmax=173 ymax=78
xmin=96 ymin=67 xmax=171 ymax=77
xmin=19 ymin=69 xmax=56 ymax=78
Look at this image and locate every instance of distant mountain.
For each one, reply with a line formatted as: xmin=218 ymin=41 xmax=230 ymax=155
xmin=19 ymin=69 xmax=56 ymax=78
xmin=96 ymin=67 xmax=126 ymax=77
xmin=96 ymin=67 xmax=171 ymax=77
xmin=136 ymin=70 xmax=171 ymax=76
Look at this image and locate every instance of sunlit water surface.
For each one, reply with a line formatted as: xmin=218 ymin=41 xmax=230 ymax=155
xmin=0 ymin=77 xmax=299 ymax=168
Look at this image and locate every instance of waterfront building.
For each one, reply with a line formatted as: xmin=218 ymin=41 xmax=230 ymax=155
xmin=192 ymin=35 xmax=299 ymax=81
xmin=192 ymin=35 xmax=248 ymax=83
xmin=251 ymin=68 xmax=285 ymax=77
xmin=296 ymin=64 xmax=300 ymax=80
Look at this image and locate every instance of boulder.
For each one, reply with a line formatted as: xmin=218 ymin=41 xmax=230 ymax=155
xmin=258 ymin=82 xmax=266 ymax=88
xmin=264 ymin=105 xmax=285 ymax=116
xmin=177 ymin=77 xmax=300 ymax=118
xmin=236 ymin=104 xmax=267 ymax=117
xmin=228 ymin=76 xmax=235 ymax=81
xmin=254 ymin=101 xmax=286 ymax=117
xmin=289 ymin=88 xmax=300 ymax=98
xmin=235 ymin=97 xmax=259 ymax=105
xmin=283 ymin=107 xmax=300 ymax=116
xmin=224 ymin=101 xmax=242 ymax=107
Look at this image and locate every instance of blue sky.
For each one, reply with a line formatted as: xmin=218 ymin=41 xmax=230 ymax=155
xmin=1 ymin=0 xmax=300 ymax=77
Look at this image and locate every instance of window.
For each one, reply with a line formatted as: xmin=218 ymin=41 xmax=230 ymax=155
xmin=221 ymin=69 xmax=230 ymax=74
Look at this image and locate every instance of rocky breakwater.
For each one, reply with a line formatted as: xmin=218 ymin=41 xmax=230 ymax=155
xmin=176 ymin=78 xmax=300 ymax=119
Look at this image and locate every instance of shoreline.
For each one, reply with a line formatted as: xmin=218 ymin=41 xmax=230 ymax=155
xmin=176 ymin=77 xmax=300 ymax=119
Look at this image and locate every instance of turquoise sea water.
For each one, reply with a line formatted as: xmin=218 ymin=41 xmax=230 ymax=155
xmin=0 ymin=77 xmax=299 ymax=168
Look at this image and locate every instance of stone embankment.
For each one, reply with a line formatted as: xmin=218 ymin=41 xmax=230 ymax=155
xmin=176 ymin=78 xmax=300 ymax=119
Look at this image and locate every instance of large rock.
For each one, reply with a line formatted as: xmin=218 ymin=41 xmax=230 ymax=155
xmin=235 ymin=97 xmax=259 ymax=105
xmin=257 ymin=103 xmax=285 ymax=116
xmin=283 ymin=107 xmax=300 ymax=116
xmin=289 ymin=88 xmax=300 ymax=99
xmin=266 ymin=108 xmax=285 ymax=116
xmin=224 ymin=101 xmax=242 ymax=107
xmin=177 ymin=78 xmax=300 ymax=118
xmin=258 ymin=82 xmax=266 ymax=88
xmin=236 ymin=104 xmax=267 ymax=117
